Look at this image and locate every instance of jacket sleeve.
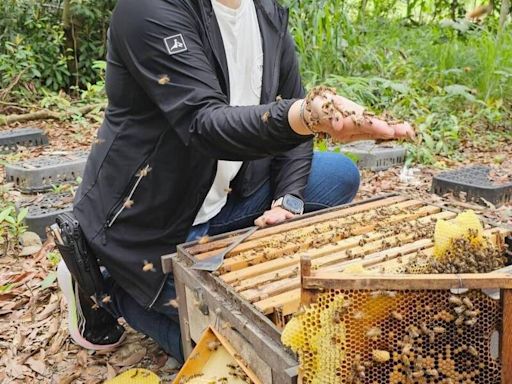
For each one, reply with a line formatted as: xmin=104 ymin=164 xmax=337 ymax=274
xmin=270 ymin=31 xmax=314 ymax=201
xmin=109 ymin=0 xmax=311 ymax=161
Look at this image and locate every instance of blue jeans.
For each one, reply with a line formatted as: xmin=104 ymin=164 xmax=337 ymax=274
xmin=101 ymin=151 xmax=359 ymax=362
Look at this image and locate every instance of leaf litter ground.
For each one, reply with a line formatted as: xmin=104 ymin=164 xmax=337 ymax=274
xmin=0 ymin=120 xmax=510 ymax=383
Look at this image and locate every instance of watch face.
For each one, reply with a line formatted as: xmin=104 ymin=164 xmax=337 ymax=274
xmin=283 ymin=194 xmax=304 ymax=214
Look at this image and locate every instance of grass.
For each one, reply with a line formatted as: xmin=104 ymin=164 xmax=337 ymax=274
xmin=286 ymin=0 xmax=512 ymax=164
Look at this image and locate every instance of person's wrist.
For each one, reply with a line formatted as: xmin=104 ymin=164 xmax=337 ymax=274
xmin=288 ymin=100 xmax=314 ymax=136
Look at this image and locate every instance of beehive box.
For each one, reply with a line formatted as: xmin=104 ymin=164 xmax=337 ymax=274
xmin=168 ymin=195 xmax=511 ymax=384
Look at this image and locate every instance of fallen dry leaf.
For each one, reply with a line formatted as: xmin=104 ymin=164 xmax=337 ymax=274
xmin=26 ymin=357 xmax=47 ymax=375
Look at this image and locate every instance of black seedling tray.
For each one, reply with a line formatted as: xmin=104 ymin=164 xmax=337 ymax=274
xmin=0 ymin=127 xmax=48 ymax=153
xmin=339 ymin=141 xmax=406 ymax=171
xmin=432 ymin=166 xmax=512 ymax=206
xmin=5 ymin=151 xmax=88 ymax=193
xmin=19 ymin=192 xmax=74 ymax=238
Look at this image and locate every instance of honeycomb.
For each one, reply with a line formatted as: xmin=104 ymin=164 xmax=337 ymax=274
xmin=282 ymin=289 xmax=502 ymax=384
xmin=281 ymin=293 xmax=347 ymax=384
xmin=433 ymin=211 xmax=484 ymax=258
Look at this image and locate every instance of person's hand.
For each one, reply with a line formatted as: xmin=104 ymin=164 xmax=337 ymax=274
xmin=254 ymin=206 xmax=295 ymax=228
xmin=289 ymin=88 xmax=415 ymax=142
xmin=310 ymin=93 xmax=415 ymax=142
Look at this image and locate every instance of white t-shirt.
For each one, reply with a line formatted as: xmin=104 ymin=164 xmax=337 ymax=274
xmin=194 ymin=0 xmax=263 ymax=225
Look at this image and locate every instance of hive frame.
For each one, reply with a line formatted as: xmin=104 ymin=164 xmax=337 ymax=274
xmin=299 ymin=256 xmax=512 ymax=384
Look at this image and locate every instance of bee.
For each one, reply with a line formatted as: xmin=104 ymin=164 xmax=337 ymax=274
xmin=123 ymin=198 xmax=134 ymax=209
xmin=275 ymin=95 xmax=283 ymax=102
xmin=198 ymin=235 xmax=210 ymax=245
xmin=419 ymin=322 xmax=429 ymax=335
xmin=332 ymin=310 xmax=343 ymax=324
xmin=454 ymin=306 xmax=466 ymax=315
xmin=433 ymin=326 xmax=446 ymax=334
xmin=462 ymin=297 xmax=474 ymax=309
xmin=143 ymin=260 xmax=156 ymax=272
xmin=353 ymin=311 xmax=365 ymax=320
xmin=468 ymin=346 xmax=479 ymax=357
xmin=207 ymin=341 xmax=221 ymax=351
xmin=366 ymin=327 xmax=382 ymax=339
xmin=102 ymin=295 xmax=111 ymax=304
xmin=408 ymin=326 xmax=420 ymax=339
xmin=465 ymin=309 xmax=479 ymax=318
xmin=93 ymin=137 xmax=105 ymax=145
xmin=158 ymin=74 xmax=170 ymax=85
xmin=261 ymin=111 xmax=271 ymax=124
xmin=448 ymin=296 xmax=463 ymax=306
xmin=465 ymin=318 xmax=477 ymax=327
xmin=136 ymin=165 xmax=152 ymax=178
xmin=165 ymin=299 xmax=179 ymax=308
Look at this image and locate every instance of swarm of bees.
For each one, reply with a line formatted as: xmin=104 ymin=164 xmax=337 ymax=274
xmin=427 ymin=230 xmax=507 ymax=274
xmin=300 ymin=86 xmax=403 ymax=134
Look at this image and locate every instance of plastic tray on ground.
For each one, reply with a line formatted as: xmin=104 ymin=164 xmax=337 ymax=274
xmin=19 ymin=192 xmax=74 ymax=238
xmin=0 ymin=127 xmax=48 ymax=153
xmin=432 ymin=165 xmax=512 ymax=206
xmin=5 ymin=151 xmax=89 ymax=193
xmin=339 ymin=140 xmax=406 ymax=171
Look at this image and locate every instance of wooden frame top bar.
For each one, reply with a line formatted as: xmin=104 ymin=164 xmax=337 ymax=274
xmin=302 ymin=272 xmax=512 ymax=290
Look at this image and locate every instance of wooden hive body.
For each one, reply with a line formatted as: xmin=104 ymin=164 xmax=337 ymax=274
xmin=169 ymin=195 xmax=511 ymax=383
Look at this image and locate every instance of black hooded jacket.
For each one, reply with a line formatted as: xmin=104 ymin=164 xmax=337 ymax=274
xmin=74 ymin=0 xmax=313 ymax=308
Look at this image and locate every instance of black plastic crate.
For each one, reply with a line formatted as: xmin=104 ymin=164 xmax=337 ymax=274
xmin=339 ymin=141 xmax=406 ymax=171
xmin=0 ymin=127 xmax=48 ymax=153
xmin=432 ymin=166 xmax=512 ymax=206
xmin=19 ymin=192 xmax=74 ymax=238
xmin=5 ymin=151 xmax=88 ymax=193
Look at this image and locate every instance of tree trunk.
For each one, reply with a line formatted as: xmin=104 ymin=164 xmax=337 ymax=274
xmin=500 ymin=0 xmax=511 ymax=27
xmin=62 ymin=0 xmax=78 ymax=90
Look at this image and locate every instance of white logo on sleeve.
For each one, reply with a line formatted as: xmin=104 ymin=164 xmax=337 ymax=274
xmin=164 ymin=34 xmax=188 ymax=55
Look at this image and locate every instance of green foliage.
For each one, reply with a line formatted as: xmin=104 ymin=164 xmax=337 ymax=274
xmin=0 ymin=205 xmax=28 ymax=255
xmin=0 ymin=0 xmax=114 ymax=97
xmin=286 ymin=0 xmax=512 ymax=164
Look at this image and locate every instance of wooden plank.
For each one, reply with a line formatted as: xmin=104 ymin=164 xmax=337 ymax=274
xmin=368 ymin=247 xmax=434 ymax=273
xmin=211 ymin=327 xmax=264 ymax=384
xmin=173 ymin=258 xmax=195 ymax=358
xmin=303 ymin=273 xmax=512 ymax=290
xmin=232 ymin=211 xmax=455 ymax=292
xmin=317 ymin=238 xmax=433 ymax=273
xmin=502 ymin=289 xmax=512 ymax=384
xmin=199 ymin=199 xmax=423 ymax=263
xmin=241 ymin=238 xmax=433 ymax=303
xmin=220 ymin=205 xmax=441 ymax=282
xmin=186 ymin=195 xmax=408 ymax=255
xmin=300 ymin=256 xmax=315 ymax=308
xmin=254 ymin=288 xmax=302 ymax=316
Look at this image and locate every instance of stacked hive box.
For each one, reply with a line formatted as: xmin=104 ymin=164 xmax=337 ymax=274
xmin=170 ymin=195 xmax=511 ymax=384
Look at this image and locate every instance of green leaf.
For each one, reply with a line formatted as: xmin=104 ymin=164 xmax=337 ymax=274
xmin=40 ymin=272 xmax=57 ymax=290
xmin=17 ymin=208 xmax=28 ymax=224
xmin=0 ymin=283 xmax=12 ymax=293
xmin=0 ymin=207 xmax=13 ymax=223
